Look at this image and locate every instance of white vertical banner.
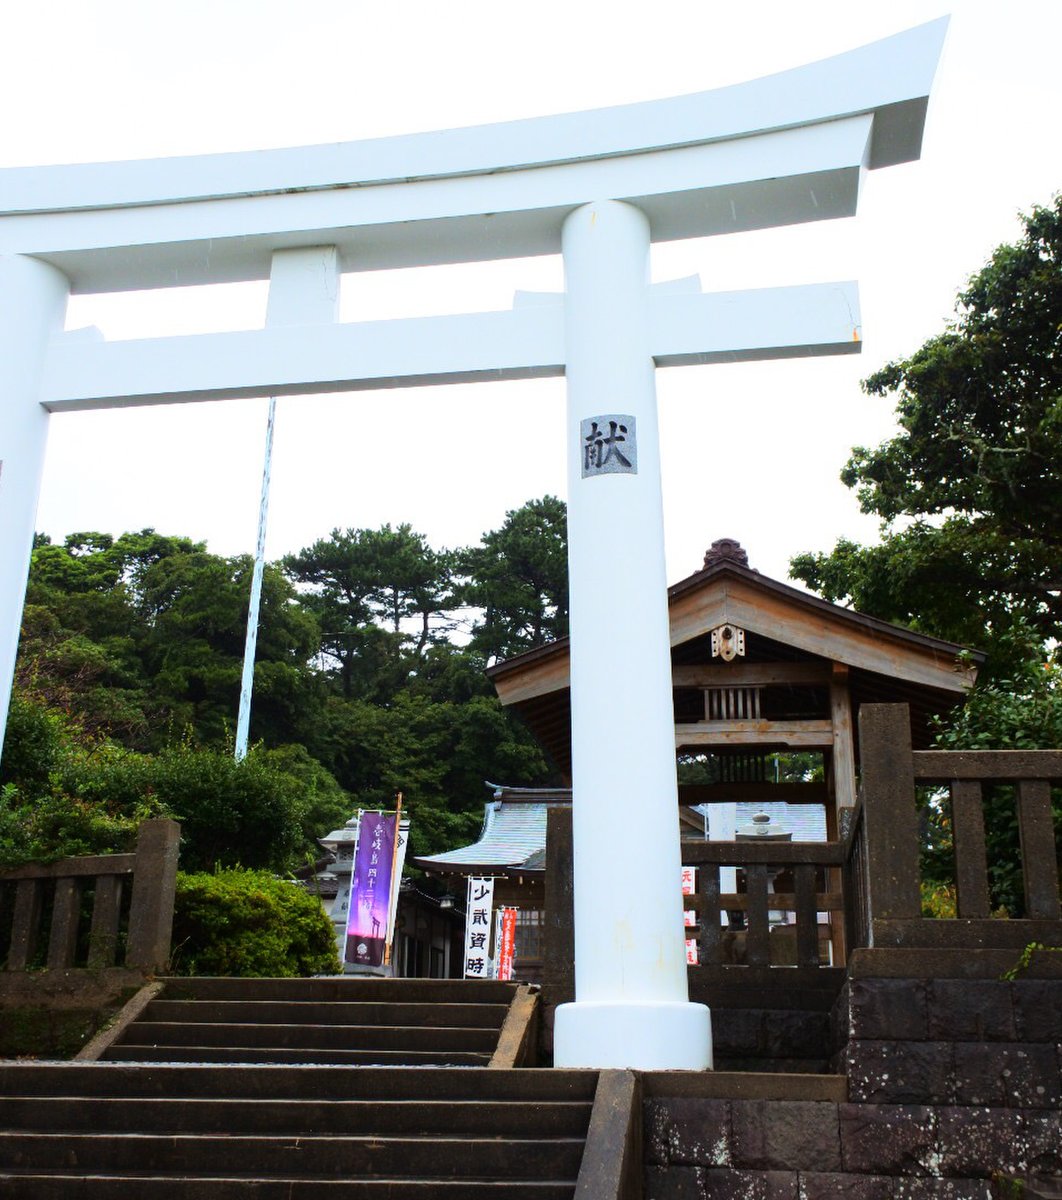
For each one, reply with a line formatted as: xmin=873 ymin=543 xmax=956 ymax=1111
xmin=463 ymin=877 xmax=495 ymax=979
xmin=386 ymin=818 xmax=410 ymax=946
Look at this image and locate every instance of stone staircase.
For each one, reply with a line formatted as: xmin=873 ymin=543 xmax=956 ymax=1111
xmin=0 ymin=1061 xmax=596 ymax=1197
xmin=0 ymin=975 xmax=602 ymax=1196
xmin=99 ymin=976 xmax=518 ymax=1066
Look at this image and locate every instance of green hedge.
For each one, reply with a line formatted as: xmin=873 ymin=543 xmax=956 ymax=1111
xmin=171 ymin=869 xmax=340 ymax=977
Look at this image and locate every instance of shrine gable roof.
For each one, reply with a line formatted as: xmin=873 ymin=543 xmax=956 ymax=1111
xmin=486 ymin=546 xmax=983 ymax=775
xmin=488 ymin=552 xmax=981 ymax=705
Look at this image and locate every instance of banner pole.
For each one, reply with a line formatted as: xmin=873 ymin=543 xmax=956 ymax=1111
xmin=383 ymin=792 xmax=403 ymax=967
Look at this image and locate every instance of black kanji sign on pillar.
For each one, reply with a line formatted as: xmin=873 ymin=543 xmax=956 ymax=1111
xmin=580 ymin=415 xmax=637 ymax=478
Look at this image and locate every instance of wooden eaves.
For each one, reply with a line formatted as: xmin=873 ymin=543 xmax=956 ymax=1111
xmin=487 ymin=553 xmax=983 ymax=781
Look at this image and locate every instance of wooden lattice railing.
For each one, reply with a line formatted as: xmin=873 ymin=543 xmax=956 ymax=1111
xmin=543 ymin=809 xmax=847 ymax=1000
xmin=0 ymin=818 xmax=180 ymax=973
xmin=681 ymin=840 xmax=845 ymax=984
xmin=543 ymin=710 xmax=1061 ymax=1002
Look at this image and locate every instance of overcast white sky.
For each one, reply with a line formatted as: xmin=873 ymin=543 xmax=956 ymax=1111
xmin=4 ymin=0 xmax=1060 ymax=586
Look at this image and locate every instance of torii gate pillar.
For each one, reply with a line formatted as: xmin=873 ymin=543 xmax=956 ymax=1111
xmin=558 ymin=200 xmax=710 ymax=1068
xmin=0 ymin=256 xmax=69 ymax=743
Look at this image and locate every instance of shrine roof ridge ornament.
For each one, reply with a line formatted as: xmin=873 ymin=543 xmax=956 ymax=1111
xmin=0 ymin=18 xmax=947 ymax=293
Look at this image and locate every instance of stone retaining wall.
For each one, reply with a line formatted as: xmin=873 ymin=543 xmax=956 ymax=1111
xmin=645 ymin=950 xmax=1062 ymax=1199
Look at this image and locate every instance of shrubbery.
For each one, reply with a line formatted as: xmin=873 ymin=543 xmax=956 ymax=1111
xmin=0 ymin=692 xmax=351 ymax=875
xmin=171 ymin=869 xmax=340 ymax=977
xmin=0 ymin=783 xmax=153 ymax=869
xmin=55 ymin=743 xmax=308 ymax=873
xmin=1 ymin=693 xmax=348 ymax=981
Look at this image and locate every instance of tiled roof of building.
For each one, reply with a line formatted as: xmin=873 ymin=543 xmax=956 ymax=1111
xmin=735 ymin=801 xmax=827 ymax=842
xmin=415 ymin=801 xmax=550 ymax=869
xmin=417 ymin=793 xmax=828 ymax=874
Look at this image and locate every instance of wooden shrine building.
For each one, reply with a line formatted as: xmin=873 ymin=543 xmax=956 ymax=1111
xmin=418 ymin=538 xmax=983 ymax=981
xmin=485 ymin=538 xmax=982 ymax=838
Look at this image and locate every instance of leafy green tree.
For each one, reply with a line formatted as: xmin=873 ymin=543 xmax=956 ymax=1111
xmin=52 ymin=742 xmax=320 ymax=873
xmin=138 ymin=551 xmax=321 ymax=747
xmin=307 ymin=691 xmax=553 ymax=858
xmin=17 ymin=531 xmax=204 ymax=745
xmin=284 ymin=524 xmax=456 ymax=700
xmin=1 ymin=681 xmax=351 ymax=875
xmin=0 ymin=689 xmax=82 ymax=798
xmin=462 ymin=496 xmax=569 ymax=663
xmin=18 ymin=532 xmax=323 ymax=751
xmin=9 ymin=503 xmax=570 ymax=876
xmin=790 ymin=199 xmax=1062 ymax=913
xmin=791 ymin=197 xmax=1062 ymax=675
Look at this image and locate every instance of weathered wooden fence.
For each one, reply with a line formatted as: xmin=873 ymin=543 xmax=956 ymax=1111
xmin=543 ymin=809 xmax=847 ymax=1001
xmin=544 ymin=704 xmax=1061 ymax=1003
xmin=0 ymin=818 xmax=180 ymax=973
xmin=854 ymin=703 xmax=1061 ymax=950
xmin=681 ymin=840 xmax=844 ymax=983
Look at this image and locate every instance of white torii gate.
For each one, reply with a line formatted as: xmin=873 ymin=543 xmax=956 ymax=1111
xmin=0 ymin=20 xmax=946 ymax=1069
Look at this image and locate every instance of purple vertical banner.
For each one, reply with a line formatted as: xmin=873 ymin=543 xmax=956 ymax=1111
xmin=345 ymin=811 xmax=396 ymax=967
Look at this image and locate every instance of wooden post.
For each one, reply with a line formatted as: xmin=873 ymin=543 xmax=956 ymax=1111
xmin=6 ymin=879 xmax=42 ymax=970
xmin=87 ymin=874 xmax=124 ymax=969
xmin=544 ymin=807 xmax=574 ymax=1004
xmin=951 ymin=780 xmax=991 ymax=919
xmin=857 ymin=704 xmax=922 ymax=942
xmin=828 ymin=664 xmax=855 ymax=965
xmin=126 ymin=818 xmax=181 ymax=971
xmin=830 ymin=664 xmax=857 ymax=811
xmin=745 ymin=864 xmax=770 ymax=967
xmin=699 ymin=864 xmax=721 ymax=966
xmin=794 ymin=864 xmax=820 ymax=968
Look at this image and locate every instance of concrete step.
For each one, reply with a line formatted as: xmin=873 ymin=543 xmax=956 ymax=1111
xmin=0 ymin=1064 xmax=598 ymax=1102
xmin=116 ymin=1020 xmax=499 ymax=1052
xmin=713 ymin=1056 xmax=831 ymax=1074
xmin=102 ymin=1045 xmax=494 ymax=1066
xmin=0 ymin=1174 xmax=579 ymax=1198
xmin=0 ymin=1096 xmax=594 ymax=1137
xmin=99 ymin=977 xmax=522 ymax=1065
xmin=144 ymin=999 xmax=510 ymax=1028
xmin=158 ymin=977 xmax=519 ymax=1004
xmin=0 ymin=1132 xmax=586 ymax=1178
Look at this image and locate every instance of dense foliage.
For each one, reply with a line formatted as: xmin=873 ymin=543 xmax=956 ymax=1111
xmin=791 ymin=197 xmax=1062 ymax=679
xmin=791 ymin=198 xmax=1062 ymax=913
xmin=460 ymin=495 xmax=569 ymax=662
xmin=1 ymin=497 xmax=567 ymax=873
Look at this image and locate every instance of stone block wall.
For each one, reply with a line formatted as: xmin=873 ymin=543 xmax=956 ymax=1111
xmin=712 ymin=1006 xmax=831 ymax=1074
xmin=647 ymin=1093 xmax=1060 ymax=1198
xmin=839 ymin=975 xmax=1061 ymax=1110
xmin=645 ymin=950 xmax=1062 ymax=1199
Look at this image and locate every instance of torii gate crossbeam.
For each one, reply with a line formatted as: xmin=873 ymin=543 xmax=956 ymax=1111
xmin=0 ymin=18 xmax=947 ymax=1070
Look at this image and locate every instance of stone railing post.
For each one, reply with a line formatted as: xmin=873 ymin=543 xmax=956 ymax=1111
xmin=543 ymin=807 xmax=575 ymax=1002
xmin=857 ymin=704 xmax=922 ymax=943
xmin=126 ymin=818 xmax=181 ymax=971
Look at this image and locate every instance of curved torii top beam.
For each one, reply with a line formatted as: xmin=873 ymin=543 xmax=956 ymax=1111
xmin=0 ymin=18 xmax=946 ymax=293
